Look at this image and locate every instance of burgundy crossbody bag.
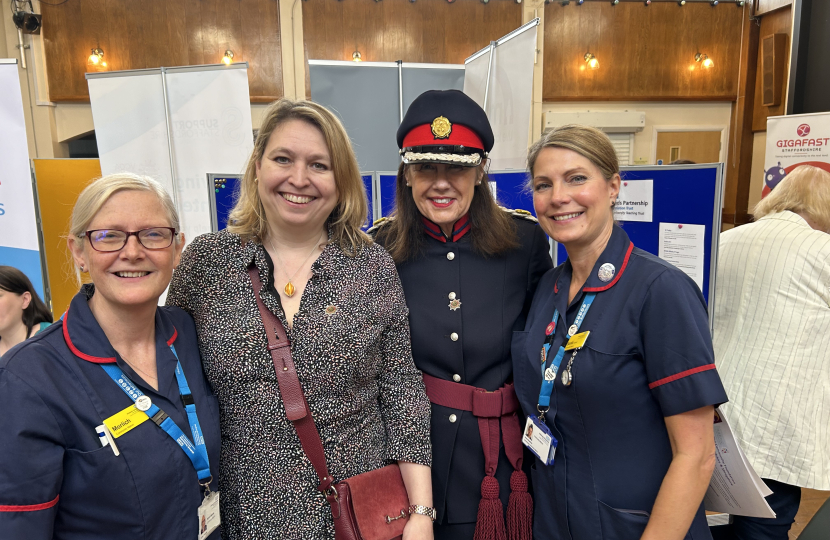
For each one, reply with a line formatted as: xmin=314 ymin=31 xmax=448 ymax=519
xmin=248 ymin=266 xmax=411 ymax=540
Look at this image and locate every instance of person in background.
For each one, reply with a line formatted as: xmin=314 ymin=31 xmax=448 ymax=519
xmin=513 ymin=124 xmax=727 ymax=540
xmin=167 ymin=98 xmax=434 ymax=540
xmin=371 ymin=89 xmax=552 ymax=540
xmin=0 ymin=173 xmax=221 ymax=539
xmin=0 ymin=266 xmax=53 ymax=357
xmin=713 ymin=165 xmax=830 ymax=540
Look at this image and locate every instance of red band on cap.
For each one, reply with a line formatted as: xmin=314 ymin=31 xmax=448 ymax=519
xmin=402 ymin=123 xmax=484 ymax=151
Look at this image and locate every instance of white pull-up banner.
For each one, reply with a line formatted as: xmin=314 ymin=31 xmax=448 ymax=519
xmin=464 ymin=19 xmax=538 ymax=171
xmin=88 ymin=64 xmax=254 ymax=242
xmin=0 ymin=59 xmax=44 ymax=297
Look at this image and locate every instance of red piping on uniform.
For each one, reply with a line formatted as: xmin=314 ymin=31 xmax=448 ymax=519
xmin=648 ymin=364 xmax=717 ymax=389
xmin=583 ymin=242 xmax=634 ymax=292
xmin=62 ymin=311 xmax=116 ymax=364
xmin=167 ymin=328 xmax=178 ymax=346
xmin=452 ymin=215 xmax=471 ymax=241
xmin=0 ymin=495 xmax=59 ymax=512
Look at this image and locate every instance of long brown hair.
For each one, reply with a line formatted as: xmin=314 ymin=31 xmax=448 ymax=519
xmin=0 ymin=266 xmax=53 ymax=338
xmin=227 ymin=99 xmax=370 ymax=254
xmin=375 ymin=162 xmax=518 ymax=263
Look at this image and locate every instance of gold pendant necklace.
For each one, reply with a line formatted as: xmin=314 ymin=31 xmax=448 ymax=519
xmin=267 ymin=231 xmax=325 ymax=298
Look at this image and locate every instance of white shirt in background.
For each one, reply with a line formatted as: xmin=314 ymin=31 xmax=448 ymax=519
xmin=713 ymin=211 xmax=830 ymax=490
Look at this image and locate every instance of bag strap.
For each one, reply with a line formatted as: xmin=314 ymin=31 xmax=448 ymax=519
xmin=247 ymin=265 xmax=337 ymax=498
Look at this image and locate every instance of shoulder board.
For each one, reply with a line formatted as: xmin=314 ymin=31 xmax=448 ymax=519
xmin=501 ymin=207 xmax=538 ymax=223
xmin=367 ymin=216 xmax=394 ymax=235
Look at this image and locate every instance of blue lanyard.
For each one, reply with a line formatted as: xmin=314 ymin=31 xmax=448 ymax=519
xmin=100 ymin=344 xmax=212 ymax=484
xmin=538 ymin=293 xmax=596 ymax=410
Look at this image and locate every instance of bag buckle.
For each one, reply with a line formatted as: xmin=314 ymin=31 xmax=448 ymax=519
xmin=385 ymin=509 xmax=407 ymax=523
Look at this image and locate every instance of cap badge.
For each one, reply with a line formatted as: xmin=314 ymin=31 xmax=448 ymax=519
xmin=598 ymin=263 xmax=616 ymax=283
xmin=431 ymin=116 xmax=452 ymax=139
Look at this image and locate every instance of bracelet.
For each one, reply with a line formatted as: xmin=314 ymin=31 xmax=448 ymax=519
xmin=408 ymin=504 xmax=437 ymax=521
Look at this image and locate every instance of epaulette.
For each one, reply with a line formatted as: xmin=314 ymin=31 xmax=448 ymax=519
xmin=501 ymin=207 xmax=538 ymax=223
xmin=367 ymin=216 xmax=394 ymax=235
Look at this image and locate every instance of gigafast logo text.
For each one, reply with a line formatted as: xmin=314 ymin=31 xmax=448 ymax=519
xmin=777 ymin=123 xmax=829 ymax=148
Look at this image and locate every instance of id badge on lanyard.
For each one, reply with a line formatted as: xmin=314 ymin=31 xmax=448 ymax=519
xmin=521 ymin=293 xmax=595 ymax=466
xmin=98 ymin=343 xmax=220 ymax=538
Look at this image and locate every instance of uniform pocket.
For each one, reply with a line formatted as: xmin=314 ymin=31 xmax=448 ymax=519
xmin=597 ymin=500 xmax=649 ymax=540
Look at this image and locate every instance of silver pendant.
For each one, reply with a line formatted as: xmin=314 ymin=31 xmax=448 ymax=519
xmin=568 ymin=324 xmax=578 ymax=337
xmin=598 ymin=263 xmax=616 ymax=282
xmin=561 ymin=369 xmax=572 ymax=386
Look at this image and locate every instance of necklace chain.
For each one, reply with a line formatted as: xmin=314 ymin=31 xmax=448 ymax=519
xmin=267 ymin=230 xmax=326 ymax=298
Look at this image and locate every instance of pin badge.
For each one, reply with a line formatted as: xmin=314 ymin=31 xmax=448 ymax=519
xmin=545 ymin=322 xmax=556 ymax=336
xmin=449 ymin=299 xmax=462 ymax=311
xmin=135 ymin=395 xmax=152 ymax=412
xmin=598 ymin=263 xmax=616 ymax=283
xmin=544 ymin=368 xmax=556 ymax=381
xmin=325 ymin=305 xmax=338 ymax=315
xmin=568 ymin=324 xmax=578 ymax=337
xmin=561 ymin=369 xmax=572 ymax=386
xmin=431 ymin=116 xmax=452 ymax=139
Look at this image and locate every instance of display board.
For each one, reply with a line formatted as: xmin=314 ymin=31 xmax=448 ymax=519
xmin=763 ymin=112 xmax=830 ymax=197
xmin=464 ymin=19 xmax=538 ymax=171
xmin=88 ymin=64 xmax=254 ymax=244
xmin=309 ymin=61 xmax=464 ymax=173
xmin=0 ymin=59 xmax=45 ymax=299
xmin=33 ymin=159 xmax=102 ymax=318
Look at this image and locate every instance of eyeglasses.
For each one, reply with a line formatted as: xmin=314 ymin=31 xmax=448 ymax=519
xmin=84 ymin=227 xmax=177 ymax=252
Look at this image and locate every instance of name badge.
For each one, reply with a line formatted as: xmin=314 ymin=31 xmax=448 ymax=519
xmin=522 ymin=415 xmax=557 ymax=466
xmin=198 ymin=491 xmax=221 ymax=539
xmin=103 ymin=404 xmax=149 ymax=439
xmin=564 ymin=331 xmax=590 ymax=351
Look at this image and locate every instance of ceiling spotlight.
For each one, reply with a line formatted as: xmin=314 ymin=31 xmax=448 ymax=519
xmin=710 ymin=0 xmax=718 ymax=5
xmin=736 ymin=0 xmax=745 ymax=5
xmin=352 ymin=51 xmax=362 ymax=62
xmin=87 ymin=48 xmax=105 ymax=67
xmin=678 ymin=0 xmax=686 ymax=5
xmin=222 ymin=50 xmax=234 ymax=65
xmin=12 ymin=10 xmax=41 ymax=35
xmin=446 ymin=0 xmax=455 ymax=3
xmin=584 ymin=52 xmax=599 ymax=70
xmin=578 ymin=0 xmax=584 ymax=4
xmin=611 ymin=0 xmax=619 ymax=4
xmin=695 ymin=52 xmax=714 ymax=69
xmin=645 ymin=0 xmax=651 ymax=5
xmin=482 ymin=0 xmax=490 ymax=4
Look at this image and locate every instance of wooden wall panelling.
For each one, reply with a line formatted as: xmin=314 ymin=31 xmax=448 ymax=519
xmin=40 ymin=0 xmax=283 ymax=103
xmin=302 ymin=0 xmax=522 ymax=65
xmin=543 ymin=3 xmax=743 ymax=101
xmin=752 ymin=6 xmax=791 ymax=131
xmin=756 ymin=0 xmax=792 ymax=17
xmin=723 ymin=5 xmax=760 ymax=227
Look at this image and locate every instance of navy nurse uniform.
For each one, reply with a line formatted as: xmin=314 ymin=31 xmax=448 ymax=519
xmin=512 ymin=226 xmax=727 ymax=540
xmin=0 ymin=285 xmax=221 ymax=540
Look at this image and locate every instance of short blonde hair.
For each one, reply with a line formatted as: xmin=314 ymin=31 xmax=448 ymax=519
xmin=527 ymin=124 xmax=620 ymax=181
xmin=69 ymin=173 xmax=180 ymax=284
xmin=754 ymin=165 xmax=830 ymax=232
xmin=227 ymin=98 xmax=370 ymax=254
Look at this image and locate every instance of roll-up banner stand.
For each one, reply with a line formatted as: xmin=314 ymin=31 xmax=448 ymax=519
xmin=0 ymin=59 xmax=47 ymax=300
xmin=763 ymin=111 xmax=830 ymax=197
xmin=87 ymin=64 xmax=254 ymax=244
xmin=464 ymin=19 xmax=539 ymax=171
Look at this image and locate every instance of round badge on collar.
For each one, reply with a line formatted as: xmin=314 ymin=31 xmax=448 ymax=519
xmin=135 ymin=395 xmax=152 ymax=412
xmin=568 ymin=324 xmax=578 ymax=337
xmin=598 ymin=263 xmax=616 ymax=283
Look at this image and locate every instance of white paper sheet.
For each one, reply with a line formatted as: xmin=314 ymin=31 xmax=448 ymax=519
xmin=613 ymin=179 xmax=653 ymax=222
xmin=658 ymin=223 xmax=705 ymax=291
xmin=704 ymin=408 xmax=776 ymax=518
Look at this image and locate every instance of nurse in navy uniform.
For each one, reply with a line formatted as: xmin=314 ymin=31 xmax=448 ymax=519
xmin=0 ymin=174 xmax=221 ymax=540
xmin=371 ymin=90 xmax=552 ymax=540
xmin=513 ymin=125 xmax=728 ymax=540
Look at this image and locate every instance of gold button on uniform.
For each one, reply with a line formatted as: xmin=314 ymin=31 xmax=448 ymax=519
xmin=450 ymin=332 xmax=459 ymax=341
xmin=452 ymin=374 xmax=461 ymax=382
xmin=448 ymin=292 xmax=456 ymax=300
xmin=449 ymin=414 xmax=457 ymax=423
xmin=447 ymin=252 xmax=455 ymax=260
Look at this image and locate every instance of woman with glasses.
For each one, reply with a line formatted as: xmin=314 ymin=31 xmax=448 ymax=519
xmin=0 ymin=173 xmax=221 ymax=540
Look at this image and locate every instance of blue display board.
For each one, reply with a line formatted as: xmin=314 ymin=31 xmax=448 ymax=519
xmin=208 ymin=174 xmax=242 ymax=232
xmin=378 ymin=172 xmax=398 ymax=220
xmin=362 ymin=173 xmax=373 ymax=230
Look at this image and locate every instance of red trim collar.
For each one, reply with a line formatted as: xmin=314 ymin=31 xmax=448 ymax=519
xmin=421 ymin=214 xmax=471 ymax=243
xmin=62 ymin=310 xmax=116 ymax=364
xmin=0 ymin=495 xmax=59 ymax=512
xmin=583 ymin=242 xmax=634 ymax=293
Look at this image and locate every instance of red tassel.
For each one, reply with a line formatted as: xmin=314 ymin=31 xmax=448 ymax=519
xmin=474 ymin=476 xmax=507 ymax=540
xmin=506 ymin=471 xmax=533 ymax=540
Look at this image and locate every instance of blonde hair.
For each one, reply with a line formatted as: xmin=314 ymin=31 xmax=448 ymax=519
xmin=68 ymin=172 xmax=181 ymax=285
xmin=227 ymin=98 xmax=370 ymax=254
xmin=754 ymin=165 xmax=830 ymax=232
xmin=527 ymin=124 xmax=620 ymax=181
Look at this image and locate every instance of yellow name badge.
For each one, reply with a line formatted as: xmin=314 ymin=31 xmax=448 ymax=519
xmin=103 ymin=405 xmax=149 ymax=439
xmin=564 ymin=331 xmax=590 ymax=351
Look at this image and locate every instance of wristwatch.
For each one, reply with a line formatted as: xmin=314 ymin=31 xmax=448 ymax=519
xmin=408 ymin=504 xmax=437 ymax=521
